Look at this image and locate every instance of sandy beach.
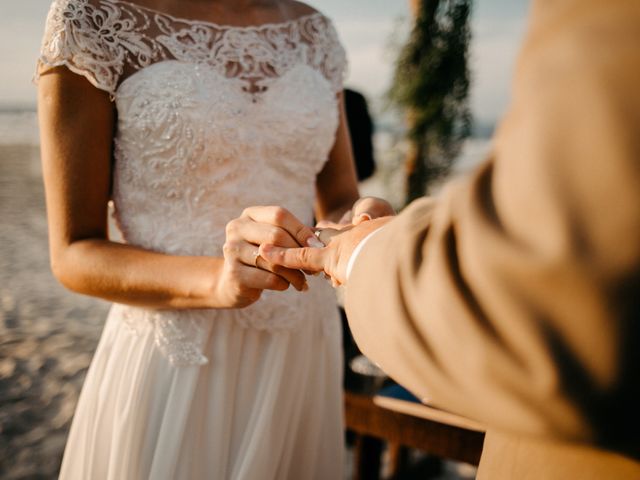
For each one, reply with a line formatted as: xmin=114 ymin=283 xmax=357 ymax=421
xmin=0 ymin=143 xmax=109 ymax=478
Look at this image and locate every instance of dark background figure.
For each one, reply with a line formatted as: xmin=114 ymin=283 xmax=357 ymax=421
xmin=344 ymin=88 xmax=376 ymax=181
xmin=341 ymin=88 xmax=376 ymax=389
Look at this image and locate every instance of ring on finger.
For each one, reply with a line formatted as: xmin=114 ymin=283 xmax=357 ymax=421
xmin=252 ymin=249 xmax=261 ymax=268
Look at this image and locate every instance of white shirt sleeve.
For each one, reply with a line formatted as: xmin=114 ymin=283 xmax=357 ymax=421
xmin=346 ymin=226 xmax=385 ymax=280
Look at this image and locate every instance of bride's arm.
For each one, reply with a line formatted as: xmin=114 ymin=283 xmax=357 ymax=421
xmin=314 ymin=93 xmax=360 ymax=223
xmin=38 ymin=68 xmax=308 ymax=310
xmin=315 ymin=94 xmax=394 ymax=227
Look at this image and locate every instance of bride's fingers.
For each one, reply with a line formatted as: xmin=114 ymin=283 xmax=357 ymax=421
xmin=223 ymin=240 xmax=307 ymax=291
xmin=237 ymin=264 xmax=290 ymax=292
xmin=223 ymin=239 xmax=256 ymax=266
xmin=242 ymin=206 xmax=322 ymax=248
xmin=259 ymin=244 xmax=326 ymax=274
xmin=233 ymin=218 xmax=301 ymax=249
xmin=256 ymin=257 xmax=308 ymax=292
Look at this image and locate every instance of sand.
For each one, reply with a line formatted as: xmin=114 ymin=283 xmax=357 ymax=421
xmin=0 ymin=144 xmax=109 ymax=478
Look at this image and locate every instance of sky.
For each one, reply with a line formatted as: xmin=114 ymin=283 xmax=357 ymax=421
xmin=0 ymin=0 xmax=530 ymax=123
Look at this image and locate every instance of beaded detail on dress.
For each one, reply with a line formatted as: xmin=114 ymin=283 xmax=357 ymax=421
xmin=36 ymin=0 xmax=346 ymax=366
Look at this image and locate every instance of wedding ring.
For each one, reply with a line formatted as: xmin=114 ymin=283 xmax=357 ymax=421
xmin=252 ymin=250 xmax=261 ymax=268
xmin=308 ymin=229 xmax=325 ymax=248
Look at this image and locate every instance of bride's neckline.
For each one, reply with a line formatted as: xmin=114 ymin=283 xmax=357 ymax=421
xmin=108 ymin=0 xmax=324 ymax=31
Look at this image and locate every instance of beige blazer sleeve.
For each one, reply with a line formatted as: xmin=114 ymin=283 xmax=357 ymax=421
xmin=345 ymin=0 xmax=640 ymax=452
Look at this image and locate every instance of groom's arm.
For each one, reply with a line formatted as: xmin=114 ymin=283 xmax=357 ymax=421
xmin=346 ymin=0 xmax=640 ymax=450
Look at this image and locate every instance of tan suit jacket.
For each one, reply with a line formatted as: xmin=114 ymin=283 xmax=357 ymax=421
xmin=345 ymin=0 xmax=640 ymax=477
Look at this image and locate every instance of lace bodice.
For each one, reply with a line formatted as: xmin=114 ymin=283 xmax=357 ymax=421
xmin=36 ymin=0 xmax=346 ymax=366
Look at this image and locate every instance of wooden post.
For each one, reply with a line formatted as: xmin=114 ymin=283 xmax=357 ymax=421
xmin=354 ymin=434 xmax=383 ymax=480
xmin=405 ymin=0 xmax=423 ymax=203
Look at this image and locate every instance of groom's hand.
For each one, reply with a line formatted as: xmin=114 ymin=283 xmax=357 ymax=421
xmin=260 ymin=216 xmax=394 ymax=286
xmin=316 ymin=196 xmax=395 ymax=229
xmin=350 ymin=197 xmax=395 ymax=225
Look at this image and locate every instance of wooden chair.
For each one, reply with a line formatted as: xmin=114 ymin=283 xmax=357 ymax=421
xmin=345 ymin=391 xmax=485 ymax=479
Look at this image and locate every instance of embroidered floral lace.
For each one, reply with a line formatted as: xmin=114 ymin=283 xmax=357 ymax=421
xmin=36 ymin=0 xmax=346 ymax=366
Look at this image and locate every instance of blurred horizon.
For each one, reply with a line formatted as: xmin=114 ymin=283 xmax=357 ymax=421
xmin=0 ymin=0 xmax=530 ymax=126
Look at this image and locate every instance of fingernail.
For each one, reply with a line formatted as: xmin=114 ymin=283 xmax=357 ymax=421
xmin=307 ymin=236 xmax=325 ymax=248
xmin=356 ymin=213 xmax=372 ymax=222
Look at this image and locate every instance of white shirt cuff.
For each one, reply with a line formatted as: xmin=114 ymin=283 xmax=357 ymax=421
xmin=346 ymin=227 xmax=385 ymax=280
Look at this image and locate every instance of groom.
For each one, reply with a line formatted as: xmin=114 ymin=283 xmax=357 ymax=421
xmin=261 ymin=0 xmax=640 ymax=478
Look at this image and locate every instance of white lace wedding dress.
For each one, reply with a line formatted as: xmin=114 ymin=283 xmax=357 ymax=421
xmin=36 ymin=0 xmax=346 ymax=478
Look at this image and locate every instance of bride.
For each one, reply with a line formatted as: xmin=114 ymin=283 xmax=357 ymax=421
xmin=35 ymin=0 xmax=387 ymax=478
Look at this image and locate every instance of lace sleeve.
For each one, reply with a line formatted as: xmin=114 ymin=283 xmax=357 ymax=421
xmin=306 ymin=16 xmax=347 ymax=94
xmin=322 ymin=20 xmax=348 ymax=94
xmin=35 ymin=0 xmax=127 ymax=95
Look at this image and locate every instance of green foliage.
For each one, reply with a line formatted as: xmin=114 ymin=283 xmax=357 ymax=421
xmin=389 ymin=0 xmax=472 ymax=203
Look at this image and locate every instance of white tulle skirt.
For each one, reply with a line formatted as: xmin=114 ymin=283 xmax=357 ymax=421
xmin=59 ymin=280 xmax=344 ymax=480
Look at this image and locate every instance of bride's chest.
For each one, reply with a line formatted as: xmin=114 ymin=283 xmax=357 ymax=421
xmin=114 ymin=60 xmax=339 ymax=153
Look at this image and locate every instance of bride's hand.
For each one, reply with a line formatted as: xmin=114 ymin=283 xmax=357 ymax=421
xmin=217 ymin=206 xmax=320 ymax=308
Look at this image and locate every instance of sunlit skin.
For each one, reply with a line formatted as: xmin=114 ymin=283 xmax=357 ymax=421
xmin=262 ymin=215 xmax=395 ymax=287
xmin=38 ymin=0 xmax=367 ymax=310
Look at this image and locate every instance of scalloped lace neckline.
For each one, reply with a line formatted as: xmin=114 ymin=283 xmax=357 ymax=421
xmin=37 ymin=0 xmax=347 ymax=98
xmin=109 ymin=0 xmax=324 ymax=31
